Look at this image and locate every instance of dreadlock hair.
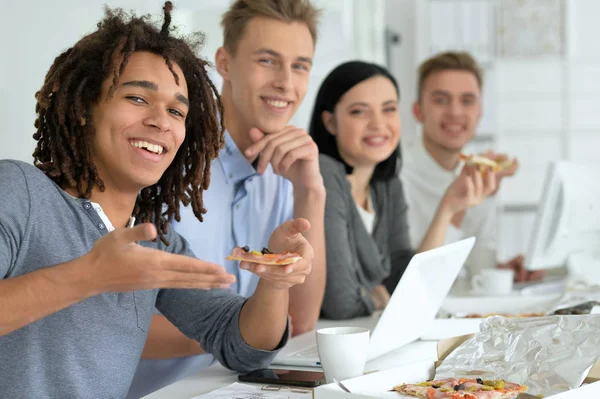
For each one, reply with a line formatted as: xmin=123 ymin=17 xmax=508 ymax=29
xmin=32 ymin=2 xmax=224 ymax=245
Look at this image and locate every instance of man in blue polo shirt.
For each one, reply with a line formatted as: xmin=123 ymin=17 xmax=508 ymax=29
xmin=127 ymin=0 xmax=326 ymax=397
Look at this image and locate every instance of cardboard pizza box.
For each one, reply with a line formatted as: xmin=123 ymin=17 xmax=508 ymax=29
xmin=314 ymin=335 xmax=600 ymax=399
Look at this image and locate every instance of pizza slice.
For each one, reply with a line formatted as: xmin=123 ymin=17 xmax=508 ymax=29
xmin=463 ymin=312 xmax=546 ymax=319
xmin=393 ymin=377 xmax=528 ymax=399
xmin=226 ymin=246 xmax=302 ymax=265
xmin=493 ymin=155 xmax=516 ymax=170
xmin=459 ymin=153 xmax=515 ymax=175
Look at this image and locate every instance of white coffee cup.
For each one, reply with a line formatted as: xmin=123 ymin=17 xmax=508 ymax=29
xmin=471 ymin=268 xmax=514 ymax=295
xmin=316 ymin=326 xmax=369 ymax=383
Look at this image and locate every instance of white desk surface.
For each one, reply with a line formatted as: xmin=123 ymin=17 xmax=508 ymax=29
xmin=143 ymin=276 xmax=572 ymax=399
xmin=143 ymin=318 xmax=439 ymax=399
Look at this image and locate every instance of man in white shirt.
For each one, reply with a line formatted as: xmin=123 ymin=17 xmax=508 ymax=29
xmin=401 ymin=51 xmax=542 ymax=281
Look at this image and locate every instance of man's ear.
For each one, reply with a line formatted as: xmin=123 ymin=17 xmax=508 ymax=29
xmin=321 ymin=111 xmax=336 ymax=135
xmin=412 ymin=101 xmax=424 ymax=123
xmin=215 ymin=47 xmax=231 ymax=81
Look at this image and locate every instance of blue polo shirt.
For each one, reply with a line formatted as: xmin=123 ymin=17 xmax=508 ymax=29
xmin=128 ymin=131 xmax=294 ymax=398
xmin=177 ymin=131 xmax=295 ymax=295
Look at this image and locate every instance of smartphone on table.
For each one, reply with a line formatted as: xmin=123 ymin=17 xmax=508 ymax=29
xmin=238 ymin=368 xmax=325 ymax=388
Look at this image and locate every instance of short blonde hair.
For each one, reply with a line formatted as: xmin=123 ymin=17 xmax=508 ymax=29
xmin=221 ymin=0 xmax=320 ymax=54
xmin=417 ymin=51 xmax=483 ymax=101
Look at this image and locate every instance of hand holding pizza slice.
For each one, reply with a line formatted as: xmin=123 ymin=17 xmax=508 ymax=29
xmin=227 ymin=218 xmax=314 ymax=290
xmin=442 ymin=162 xmax=497 ymax=216
xmin=459 ymin=151 xmax=518 ymax=198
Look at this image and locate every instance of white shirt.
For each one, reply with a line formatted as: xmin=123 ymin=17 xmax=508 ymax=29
xmin=90 ymin=202 xmax=114 ymax=232
xmin=355 ymin=192 xmax=376 ymax=235
xmin=400 ymin=138 xmax=498 ymax=272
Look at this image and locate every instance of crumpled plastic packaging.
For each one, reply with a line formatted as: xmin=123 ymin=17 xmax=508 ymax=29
xmin=435 ymin=315 xmax=600 ymax=396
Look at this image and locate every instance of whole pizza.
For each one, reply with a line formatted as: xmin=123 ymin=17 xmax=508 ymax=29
xmin=393 ymin=377 xmax=529 ymax=399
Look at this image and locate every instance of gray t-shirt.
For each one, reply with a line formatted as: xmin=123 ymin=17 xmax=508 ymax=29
xmin=0 ymin=160 xmax=286 ymax=399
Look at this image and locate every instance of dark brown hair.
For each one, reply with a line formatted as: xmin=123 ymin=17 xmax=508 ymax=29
xmin=32 ymin=2 xmax=224 ymax=245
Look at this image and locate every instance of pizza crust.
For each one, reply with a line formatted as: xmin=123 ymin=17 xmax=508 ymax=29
xmin=225 ymin=254 xmax=302 ymax=265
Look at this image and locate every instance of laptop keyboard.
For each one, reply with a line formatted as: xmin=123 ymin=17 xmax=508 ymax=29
xmin=290 ymin=344 xmax=318 ymax=358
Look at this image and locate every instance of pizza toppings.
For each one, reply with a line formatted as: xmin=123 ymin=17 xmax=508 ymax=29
xmin=394 ymin=378 xmax=528 ymax=398
xmin=239 ymin=246 xmax=274 ymax=256
xmin=226 ymin=246 xmax=302 ymax=265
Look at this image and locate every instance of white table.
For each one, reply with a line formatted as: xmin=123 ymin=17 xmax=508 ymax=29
xmin=143 ymin=317 xmax=439 ymax=399
xmin=142 ymin=277 xmax=571 ymax=399
xmin=142 ymin=362 xmax=240 ymax=399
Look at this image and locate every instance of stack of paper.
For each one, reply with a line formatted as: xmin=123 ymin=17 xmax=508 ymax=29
xmin=190 ymin=382 xmax=312 ymax=399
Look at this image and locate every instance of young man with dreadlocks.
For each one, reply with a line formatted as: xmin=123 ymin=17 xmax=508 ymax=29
xmin=129 ymin=1 xmax=327 ymax=396
xmin=0 ymin=3 xmax=313 ymax=398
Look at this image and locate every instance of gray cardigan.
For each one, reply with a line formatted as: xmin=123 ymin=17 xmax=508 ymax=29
xmin=320 ymin=154 xmax=414 ymax=319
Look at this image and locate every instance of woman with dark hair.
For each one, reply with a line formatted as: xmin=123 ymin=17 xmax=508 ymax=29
xmin=310 ymin=61 xmax=496 ymax=319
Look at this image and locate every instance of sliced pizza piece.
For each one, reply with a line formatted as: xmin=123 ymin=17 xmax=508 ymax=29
xmin=226 ymin=246 xmax=302 ymax=265
xmin=459 ymin=153 xmax=500 ymax=172
xmin=394 ymin=378 xmax=460 ymax=398
xmin=394 ymin=383 xmax=440 ymax=398
xmin=460 ymin=153 xmax=516 ymax=174
xmin=494 ymin=155 xmax=516 ymax=170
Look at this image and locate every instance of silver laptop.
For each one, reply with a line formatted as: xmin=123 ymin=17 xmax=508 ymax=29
xmin=272 ymin=237 xmax=476 ymax=367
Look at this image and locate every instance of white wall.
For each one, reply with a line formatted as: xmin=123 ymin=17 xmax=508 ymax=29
xmin=0 ymin=0 xmax=202 ymax=162
xmin=0 ymin=0 xmax=385 ymax=163
xmin=384 ymin=0 xmax=419 ymax=144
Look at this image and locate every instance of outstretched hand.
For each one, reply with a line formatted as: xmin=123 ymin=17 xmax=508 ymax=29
xmin=85 ymin=223 xmax=236 ymax=293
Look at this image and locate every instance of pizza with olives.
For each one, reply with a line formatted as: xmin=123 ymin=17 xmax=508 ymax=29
xmin=393 ymin=377 xmax=528 ymax=399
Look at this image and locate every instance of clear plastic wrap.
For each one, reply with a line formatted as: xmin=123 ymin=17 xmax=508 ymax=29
xmin=435 ymin=315 xmax=600 ymax=396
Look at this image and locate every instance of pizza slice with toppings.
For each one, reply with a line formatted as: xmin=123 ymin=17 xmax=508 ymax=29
xmin=226 ymin=246 xmax=302 ymax=265
xmin=459 ymin=153 xmax=515 ymax=175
